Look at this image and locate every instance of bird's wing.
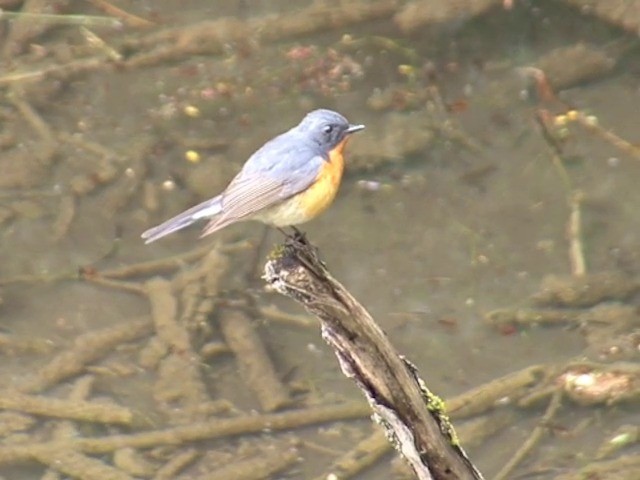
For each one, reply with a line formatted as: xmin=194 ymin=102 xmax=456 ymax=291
xmin=199 ymin=144 xmax=324 ymax=236
xmin=220 ymin=173 xmax=290 ymax=219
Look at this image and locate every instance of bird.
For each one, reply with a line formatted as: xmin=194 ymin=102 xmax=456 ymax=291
xmin=141 ymin=109 xmax=364 ymax=243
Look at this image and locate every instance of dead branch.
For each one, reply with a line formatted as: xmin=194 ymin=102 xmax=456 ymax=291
xmin=263 ymin=235 xmax=484 ymax=480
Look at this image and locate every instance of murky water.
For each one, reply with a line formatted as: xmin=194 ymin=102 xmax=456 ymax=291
xmin=1 ymin=1 xmax=639 ymax=479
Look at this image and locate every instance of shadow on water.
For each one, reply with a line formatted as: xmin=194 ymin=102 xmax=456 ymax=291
xmin=0 ymin=0 xmax=639 ymax=478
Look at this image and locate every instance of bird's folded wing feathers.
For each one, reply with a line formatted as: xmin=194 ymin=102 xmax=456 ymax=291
xmin=199 ymin=157 xmax=321 ymax=237
xmin=219 ymin=174 xmax=286 ymax=220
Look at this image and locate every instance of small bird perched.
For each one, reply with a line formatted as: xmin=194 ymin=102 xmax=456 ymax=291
xmin=142 ymin=109 xmax=364 ymax=243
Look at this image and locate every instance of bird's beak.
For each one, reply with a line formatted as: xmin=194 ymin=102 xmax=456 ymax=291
xmin=346 ymin=124 xmax=365 ymax=134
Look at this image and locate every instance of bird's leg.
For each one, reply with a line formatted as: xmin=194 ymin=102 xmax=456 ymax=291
xmin=276 ymin=226 xmax=309 ymax=245
xmin=289 ymin=226 xmax=308 ymax=244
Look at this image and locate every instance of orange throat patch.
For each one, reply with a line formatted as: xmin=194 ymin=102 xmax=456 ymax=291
xmin=298 ymin=138 xmax=348 ymax=219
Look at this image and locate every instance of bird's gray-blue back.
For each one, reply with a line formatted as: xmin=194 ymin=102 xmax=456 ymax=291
xmin=234 ymin=125 xmax=325 ymax=195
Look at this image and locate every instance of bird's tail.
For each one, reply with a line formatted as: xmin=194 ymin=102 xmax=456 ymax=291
xmin=141 ymin=195 xmax=223 ymax=244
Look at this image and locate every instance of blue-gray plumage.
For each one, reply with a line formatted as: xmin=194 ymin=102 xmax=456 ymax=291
xmin=141 ymin=109 xmax=364 ymax=243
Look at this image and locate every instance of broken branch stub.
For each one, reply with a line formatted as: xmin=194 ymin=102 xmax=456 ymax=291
xmin=263 ymin=237 xmax=484 ymax=480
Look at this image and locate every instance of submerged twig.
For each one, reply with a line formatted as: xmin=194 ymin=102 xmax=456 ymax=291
xmin=0 ymin=391 xmax=133 ymax=424
xmin=51 ymin=194 xmax=76 ymax=241
xmin=218 ymin=307 xmax=291 ymax=412
xmin=494 ymin=390 xmax=563 ymax=480
xmin=87 ymin=0 xmax=154 ymax=28
xmin=0 ymin=10 xmax=122 ymax=28
xmin=94 ymin=240 xmax=250 ymax=280
xmin=531 ymin=271 xmax=639 ymax=308
xmin=0 ymin=402 xmax=370 ymax=463
xmin=82 ymin=275 xmax=147 ymax=295
xmin=17 ymin=317 xmax=152 ymax=393
xmin=447 ymin=365 xmax=546 ymax=418
xmin=152 ymin=448 xmax=199 ymax=480
xmin=573 ymin=110 xmax=640 ymax=161
xmin=201 ymin=444 xmax=299 ymax=480
xmin=6 ymin=87 xmax=56 ymax=145
xmin=33 ymin=449 xmax=135 ymax=480
xmin=145 ymin=277 xmax=210 ymax=418
xmin=314 ymin=428 xmax=391 ymax=480
xmin=567 ymin=191 xmax=587 ymax=277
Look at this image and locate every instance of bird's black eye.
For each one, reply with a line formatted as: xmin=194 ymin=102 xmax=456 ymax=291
xmin=323 ymin=124 xmax=333 ymax=134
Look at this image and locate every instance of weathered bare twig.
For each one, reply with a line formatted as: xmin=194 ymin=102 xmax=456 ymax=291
xmin=263 ymin=236 xmax=484 ymax=480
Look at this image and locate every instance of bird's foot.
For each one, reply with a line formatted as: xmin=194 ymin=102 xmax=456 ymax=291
xmin=277 ymin=226 xmax=308 ymax=245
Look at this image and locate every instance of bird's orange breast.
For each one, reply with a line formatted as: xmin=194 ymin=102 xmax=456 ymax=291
xmin=297 ymin=139 xmax=348 ymax=219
